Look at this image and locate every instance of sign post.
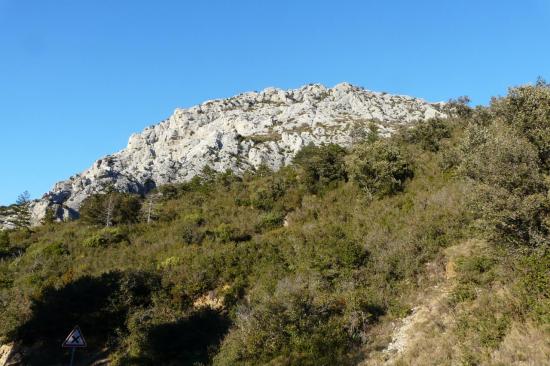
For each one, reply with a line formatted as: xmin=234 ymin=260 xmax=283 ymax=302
xmin=62 ymin=326 xmax=87 ymax=366
xmin=69 ymin=348 xmax=76 ymax=366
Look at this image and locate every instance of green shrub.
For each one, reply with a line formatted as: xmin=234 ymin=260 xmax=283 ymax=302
xmin=458 ymin=123 xmax=543 ymax=195
xmin=455 ymin=255 xmax=496 ymax=285
xmin=82 ymin=234 xmax=105 ymax=248
xmin=180 ymin=224 xmax=205 ymax=245
xmin=177 ymin=213 xmax=207 ymax=245
xmin=121 ymin=307 xmax=230 ymax=366
xmin=209 ymin=224 xmax=251 ymax=243
xmin=345 ymin=140 xmax=413 ymax=197
xmin=83 ymin=227 xmax=129 ymax=248
xmin=471 ymin=187 xmax=550 ymax=247
xmin=213 ymin=277 xmax=356 ymax=365
xmin=402 ymin=118 xmax=452 ymax=151
xmin=41 ymin=242 xmax=70 ymax=257
xmin=242 ymin=174 xmax=295 ymax=211
xmin=448 ymin=283 xmax=477 ymax=307
xmin=457 ymin=309 xmax=510 ymax=349
xmin=249 ymin=186 xmax=281 ymax=210
xmin=293 ymin=143 xmax=348 ymax=193
xmin=182 ymin=213 xmax=205 ymax=226
xmin=40 ymin=207 xmax=58 ymax=225
xmin=159 ymin=184 xmax=181 ymax=200
xmin=156 ymin=204 xmax=179 ymax=222
xmin=248 ymin=132 xmax=282 ymax=144
xmin=158 ymin=256 xmax=182 ymax=270
xmin=255 ymin=211 xmax=286 ymax=231
xmin=491 ymin=79 xmax=550 ymax=168
xmin=456 ymin=118 xmax=550 ymax=247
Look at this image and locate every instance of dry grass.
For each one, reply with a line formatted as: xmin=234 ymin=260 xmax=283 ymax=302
xmin=489 ymin=322 xmax=550 ymax=366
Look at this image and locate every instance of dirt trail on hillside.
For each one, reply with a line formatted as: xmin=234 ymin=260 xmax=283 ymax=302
xmin=360 ymin=240 xmax=483 ymax=366
xmin=381 ymin=282 xmax=455 ymax=364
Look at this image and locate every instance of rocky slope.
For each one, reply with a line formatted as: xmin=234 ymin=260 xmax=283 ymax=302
xmin=6 ymin=83 xmax=447 ymax=227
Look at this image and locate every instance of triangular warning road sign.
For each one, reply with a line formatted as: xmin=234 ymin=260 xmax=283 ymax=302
xmin=62 ymin=326 xmax=87 ymax=348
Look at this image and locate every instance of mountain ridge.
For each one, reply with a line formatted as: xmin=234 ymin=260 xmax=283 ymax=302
xmin=4 ymin=83 xmax=447 ymax=228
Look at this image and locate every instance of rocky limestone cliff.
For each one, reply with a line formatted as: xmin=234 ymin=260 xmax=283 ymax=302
xmin=4 ymin=83 xmax=447 ymax=227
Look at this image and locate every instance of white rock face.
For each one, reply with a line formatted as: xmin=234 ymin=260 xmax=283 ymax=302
xmin=0 ymin=212 xmax=16 ymax=230
xmin=12 ymin=83 xmax=446 ymax=226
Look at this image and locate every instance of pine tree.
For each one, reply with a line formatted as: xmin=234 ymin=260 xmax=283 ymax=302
xmin=80 ymin=192 xmax=142 ymax=226
xmin=12 ymin=191 xmax=31 ymax=229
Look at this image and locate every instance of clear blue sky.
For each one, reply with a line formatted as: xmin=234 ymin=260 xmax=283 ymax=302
xmin=1 ymin=0 xmax=549 ymax=205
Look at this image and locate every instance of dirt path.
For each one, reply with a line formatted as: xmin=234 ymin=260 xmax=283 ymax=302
xmin=361 ymin=240 xmax=484 ymax=366
xmin=381 ymin=281 xmax=455 ymax=364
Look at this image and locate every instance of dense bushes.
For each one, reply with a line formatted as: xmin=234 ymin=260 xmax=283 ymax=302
xmin=255 ymin=210 xmax=285 ymax=231
xmin=214 ymin=277 xmax=357 ymax=366
xmin=122 ymin=308 xmax=230 ymax=365
xmin=1 ymin=82 xmax=549 ymax=365
xmin=15 ymin=270 xmax=160 ymax=365
xmin=402 ymin=118 xmax=452 ymax=152
xmin=83 ymin=227 xmax=130 ymax=248
xmin=491 ymin=79 xmax=550 ymax=168
xmin=458 ymin=123 xmax=543 ymax=195
xmin=345 ymin=140 xmax=414 ymax=197
xmin=293 ymin=143 xmax=348 ymax=193
xmin=454 ymin=83 xmax=550 ymax=249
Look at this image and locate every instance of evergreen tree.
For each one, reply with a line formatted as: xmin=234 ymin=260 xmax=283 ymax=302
xmin=12 ymin=191 xmax=31 ymax=229
xmin=80 ymin=192 xmax=142 ymax=226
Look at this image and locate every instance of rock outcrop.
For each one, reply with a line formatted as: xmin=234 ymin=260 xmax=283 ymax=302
xmin=3 ymin=83 xmax=447 ymax=227
xmin=0 ymin=208 xmax=17 ymax=231
xmin=0 ymin=343 xmax=22 ymax=366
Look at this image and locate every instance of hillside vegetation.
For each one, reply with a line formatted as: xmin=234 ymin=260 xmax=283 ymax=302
xmin=1 ymin=82 xmax=549 ymax=365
